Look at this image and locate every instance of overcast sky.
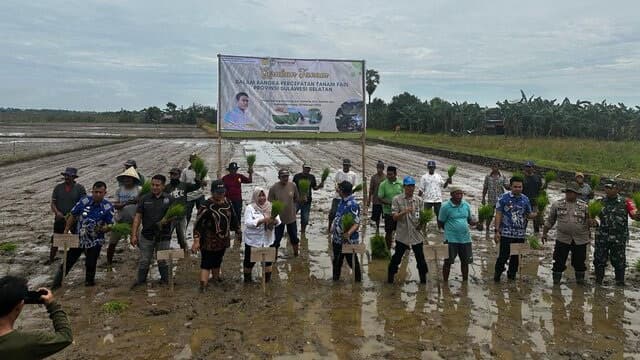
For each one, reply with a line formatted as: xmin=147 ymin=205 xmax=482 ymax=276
xmin=1 ymin=0 xmax=638 ymax=111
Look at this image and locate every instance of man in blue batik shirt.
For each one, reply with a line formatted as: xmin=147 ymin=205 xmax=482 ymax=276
xmin=331 ymin=181 xmax=361 ymax=282
xmin=52 ymin=181 xmax=114 ymax=289
xmin=493 ymin=176 xmax=537 ymax=282
xmin=223 ymin=92 xmax=252 ymax=130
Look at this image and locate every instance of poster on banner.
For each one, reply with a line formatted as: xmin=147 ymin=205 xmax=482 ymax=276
xmin=218 ymin=55 xmax=365 ymax=132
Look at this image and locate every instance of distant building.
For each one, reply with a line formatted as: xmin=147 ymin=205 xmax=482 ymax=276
xmin=484 ymin=108 xmax=504 ymax=135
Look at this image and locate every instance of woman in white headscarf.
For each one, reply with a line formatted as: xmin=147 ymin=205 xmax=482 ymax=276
xmin=243 ymin=187 xmax=281 ymax=283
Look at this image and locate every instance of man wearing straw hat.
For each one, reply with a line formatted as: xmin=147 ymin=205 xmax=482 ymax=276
xmin=48 ymin=168 xmax=86 ymax=264
xmin=106 ymin=167 xmax=141 ymax=266
xmin=542 ymin=183 xmax=591 ymax=285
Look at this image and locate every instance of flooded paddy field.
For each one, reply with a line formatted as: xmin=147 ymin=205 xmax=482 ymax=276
xmin=1 ymin=133 xmax=640 ymax=359
xmin=0 ymin=122 xmax=208 ymax=139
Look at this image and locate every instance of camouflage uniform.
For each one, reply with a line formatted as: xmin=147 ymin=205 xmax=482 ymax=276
xmin=594 ymin=194 xmax=633 ymax=284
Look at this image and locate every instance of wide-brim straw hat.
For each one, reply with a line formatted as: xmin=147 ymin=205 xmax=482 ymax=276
xmin=116 ymin=167 xmax=141 ymax=185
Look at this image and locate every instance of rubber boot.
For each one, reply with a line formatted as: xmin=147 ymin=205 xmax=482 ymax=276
xmin=293 ymin=243 xmax=299 ymax=257
xmin=265 ymin=272 xmax=272 ymax=283
xmin=48 ymin=243 xmax=58 ymax=264
xmin=332 ymin=259 xmax=341 ymax=281
xmin=158 ymin=265 xmax=170 ymax=284
xmin=553 ymin=272 xmax=562 ymax=285
xmin=442 ymin=261 xmax=451 ymax=282
xmin=243 ymin=272 xmax=253 ymax=283
xmin=595 ymin=267 xmax=605 ymax=285
xmin=51 ymin=267 xmax=64 ymax=290
xmin=85 ymin=271 xmax=96 ymax=287
xmin=493 ymin=271 xmax=501 ymax=283
xmin=353 ymin=258 xmax=362 ymax=282
xmin=615 ymin=268 xmax=625 ymax=286
xmin=575 ymin=271 xmax=585 ymax=285
xmin=387 ymin=269 xmax=395 ymax=284
xmin=461 ymin=263 xmax=469 ymax=282
xmin=106 ymin=244 xmax=116 ymax=266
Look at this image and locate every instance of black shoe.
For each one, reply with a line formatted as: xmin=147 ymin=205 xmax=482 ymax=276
xmin=243 ymin=273 xmax=253 ymax=283
xmin=130 ymin=281 xmax=145 ymax=291
xmin=85 ymin=280 xmax=96 ymax=287
xmin=493 ymin=273 xmax=501 ymax=283
xmin=552 ymin=272 xmax=562 ymax=285
xmin=507 ymin=273 xmax=516 ymax=281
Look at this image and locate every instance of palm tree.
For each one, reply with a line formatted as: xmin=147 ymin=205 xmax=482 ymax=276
xmin=366 ymin=69 xmax=380 ymax=105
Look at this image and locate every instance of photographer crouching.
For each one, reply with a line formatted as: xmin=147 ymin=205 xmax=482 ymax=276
xmin=0 ymin=276 xmax=72 ymax=359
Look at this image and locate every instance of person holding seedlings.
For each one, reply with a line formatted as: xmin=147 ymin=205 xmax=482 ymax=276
xmin=331 ymin=181 xmax=361 ymax=281
xmin=130 ymin=175 xmax=174 ymax=289
xmin=181 ymin=153 xmax=211 ymax=228
xmin=377 ymin=166 xmax=404 ymax=250
xmin=493 ymin=176 xmax=537 ymax=282
xmin=328 ymin=159 xmax=358 ymax=233
xmin=192 ymin=180 xmax=239 ymax=292
xmin=293 ymin=163 xmax=324 ymax=237
xmin=418 ymin=160 xmax=450 ymax=219
xmin=221 ymin=161 xmax=253 ymax=241
xmin=243 ymin=187 xmax=281 ymax=283
xmin=388 ymin=176 xmax=428 ymax=284
xmin=268 ymin=169 xmax=301 ymax=256
xmin=52 ymin=181 xmax=114 ymax=288
xmin=166 ymin=168 xmax=202 ymax=251
xmin=482 ymin=161 xmax=509 ymax=207
xmin=542 ymin=183 xmax=591 ymax=285
xmin=574 ymin=172 xmax=593 ymax=202
xmin=48 ymin=167 xmax=86 ymax=264
xmin=368 ymin=161 xmax=386 ymax=232
xmin=106 ymin=167 xmax=141 ymax=267
xmin=439 ymin=187 xmax=476 ymax=282
xmin=593 ymin=179 xmax=640 ymax=286
xmin=522 ymin=161 xmax=543 ymax=233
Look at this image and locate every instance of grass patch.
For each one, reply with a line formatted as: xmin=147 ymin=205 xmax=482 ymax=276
xmin=102 ymin=300 xmax=128 ymax=314
xmin=0 ymin=242 xmax=17 ymax=253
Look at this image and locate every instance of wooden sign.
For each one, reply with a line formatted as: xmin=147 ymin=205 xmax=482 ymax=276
xmin=52 ymin=234 xmax=79 ymax=248
xmin=250 ymin=247 xmax=277 ymax=263
xmin=509 ymin=243 xmax=543 ymax=256
xmin=156 ymin=249 xmax=185 ymax=260
xmin=423 ymin=243 xmax=449 ymax=260
xmin=342 ymin=243 xmax=366 ymax=254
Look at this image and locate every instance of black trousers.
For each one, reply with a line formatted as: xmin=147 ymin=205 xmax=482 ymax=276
xmin=60 ymin=245 xmax=101 ymax=281
xmin=552 ymin=241 xmax=587 ymax=272
xmin=274 ymin=221 xmax=299 ymax=247
xmin=494 ymin=236 xmax=524 ymax=277
xmin=332 ymin=243 xmax=361 ymax=281
xmin=243 ymin=245 xmax=273 ymax=269
xmin=388 ymin=242 xmax=428 ymax=277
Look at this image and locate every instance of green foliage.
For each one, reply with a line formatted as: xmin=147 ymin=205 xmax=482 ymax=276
xmin=271 ymin=200 xmax=285 ymax=218
xmin=590 ymin=175 xmax=601 ymax=190
xmin=297 ymin=179 xmax=311 ymax=195
xmin=246 ymin=154 xmax=256 ymax=168
xmin=366 ymin=69 xmax=380 ymax=103
xmin=536 ymin=191 xmax=549 ymax=213
xmin=321 ymin=168 xmax=330 ymax=182
xmin=588 ymin=200 xmax=604 ymax=218
xmin=139 ymin=180 xmax=151 ymax=196
xmin=110 ymin=223 xmax=132 ymax=237
xmin=370 ymin=234 xmax=390 ymax=259
xmin=102 ymin=300 xmax=128 ymax=314
xmin=527 ymin=235 xmax=542 ymax=250
xmin=162 ymin=203 xmax=185 ymax=221
xmin=341 ymin=213 xmax=355 ymax=232
xmin=635 ymin=258 xmax=640 ymax=272
xmin=191 ymin=157 xmax=208 ymax=180
xmin=447 ymin=165 xmax=457 ymax=178
xmin=418 ymin=208 xmax=434 ymax=227
xmin=0 ymin=242 xmax=17 ymax=253
xmin=352 ymin=183 xmax=363 ymax=192
xmin=478 ymin=204 xmax=495 ymax=222
xmin=543 ymin=171 xmax=557 ymax=187
xmin=632 ymin=192 xmax=640 ymax=213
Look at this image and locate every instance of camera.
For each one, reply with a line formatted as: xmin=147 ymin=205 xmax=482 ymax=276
xmin=24 ymin=289 xmax=48 ymax=304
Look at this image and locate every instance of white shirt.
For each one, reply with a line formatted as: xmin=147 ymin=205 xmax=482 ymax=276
xmin=243 ymin=204 xmax=282 ymax=247
xmin=419 ymin=172 xmax=445 ymax=203
xmin=181 ymin=167 xmax=211 ymax=201
xmin=334 ymin=170 xmax=358 ymax=199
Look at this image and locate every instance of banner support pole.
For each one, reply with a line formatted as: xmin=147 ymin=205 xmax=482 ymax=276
xmin=361 ymin=60 xmax=368 ymax=216
xmin=217 ymin=54 xmax=223 ymax=179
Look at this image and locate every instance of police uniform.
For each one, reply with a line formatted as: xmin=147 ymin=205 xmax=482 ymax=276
xmin=594 ymin=179 xmax=637 ymax=285
xmin=543 ymin=184 xmax=590 ymax=284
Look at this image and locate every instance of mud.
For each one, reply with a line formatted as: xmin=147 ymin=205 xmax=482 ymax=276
xmin=0 ymin=123 xmax=209 ymax=139
xmin=1 ymin=131 xmax=640 ymax=359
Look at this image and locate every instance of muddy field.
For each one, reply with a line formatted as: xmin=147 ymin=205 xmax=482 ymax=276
xmin=2 ymin=128 xmax=640 ymax=359
xmin=0 ymin=122 xmax=208 ymax=138
xmin=0 ymin=137 xmax=124 ymax=165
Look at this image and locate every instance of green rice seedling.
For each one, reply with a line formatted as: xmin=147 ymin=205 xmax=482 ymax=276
xmin=418 ymin=208 xmax=434 ymax=228
xmin=191 ymin=156 xmax=208 ymax=180
xmin=298 ymin=179 xmax=311 ymax=197
xmin=536 ymin=191 xmax=549 ymax=213
xmin=588 ymin=200 xmax=604 ymax=219
xmin=321 ymin=168 xmax=330 ymax=182
xmin=352 ymin=183 xmax=364 ymax=192
xmin=511 ymin=172 xmax=524 ymax=182
xmin=139 ymin=180 xmax=151 ymax=196
xmin=370 ymin=234 xmax=390 ymax=259
xmin=447 ymin=165 xmax=457 ymax=178
xmin=341 ymin=213 xmax=355 ymax=233
xmin=271 ymin=200 xmax=285 ymax=218
xmin=162 ymin=203 xmax=185 ymax=222
xmin=543 ymin=171 xmax=557 ymax=189
xmin=632 ymin=192 xmax=640 ymax=213
xmin=478 ymin=204 xmax=495 ymax=223
xmin=110 ymin=223 xmax=132 ymax=237
xmin=0 ymin=242 xmax=17 ymax=253
xmin=527 ymin=235 xmax=542 ymax=250
xmin=590 ymin=175 xmax=600 ymax=190
xmin=635 ymin=258 xmax=640 ymax=272
xmin=102 ymin=300 xmax=128 ymax=314
xmin=246 ymin=154 xmax=256 ymax=168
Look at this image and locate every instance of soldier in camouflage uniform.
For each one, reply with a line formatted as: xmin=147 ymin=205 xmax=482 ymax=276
xmin=594 ymin=179 xmax=640 ymax=286
xmin=542 ymin=183 xmax=592 ymax=285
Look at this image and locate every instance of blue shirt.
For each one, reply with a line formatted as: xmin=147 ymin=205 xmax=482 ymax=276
xmin=332 ymin=195 xmax=360 ymax=244
xmin=70 ymin=196 xmax=115 ymax=248
xmin=223 ymin=106 xmax=251 ymax=130
xmin=438 ymin=199 xmax=472 ymax=243
xmin=496 ymin=192 xmax=532 ymax=239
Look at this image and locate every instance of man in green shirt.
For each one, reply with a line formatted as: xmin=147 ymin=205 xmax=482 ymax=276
xmin=377 ymin=166 xmax=403 ymax=250
xmin=0 ymin=276 xmax=72 ymax=359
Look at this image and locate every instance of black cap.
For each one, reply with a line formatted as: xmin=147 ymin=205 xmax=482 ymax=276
xmin=376 ymin=160 xmax=385 ymax=168
xmin=61 ymin=167 xmax=79 ymax=178
xmin=338 ymin=180 xmax=353 ymax=194
xmin=211 ymin=180 xmax=226 ymax=193
xmin=343 ymin=159 xmax=352 ymax=166
xmin=169 ymin=167 xmax=181 ymax=175
xmin=227 ymin=162 xmax=239 ymax=170
xmin=387 ymin=165 xmax=397 ymax=172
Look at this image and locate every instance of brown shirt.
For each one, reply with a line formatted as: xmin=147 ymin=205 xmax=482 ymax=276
xmin=545 ymin=199 xmax=589 ymax=245
xmin=193 ymin=198 xmax=238 ymax=251
xmin=268 ymin=182 xmax=300 ymax=224
xmin=369 ymin=173 xmax=386 ymax=205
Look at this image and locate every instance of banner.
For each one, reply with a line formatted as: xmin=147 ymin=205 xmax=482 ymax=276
xmin=218 ymin=55 xmax=365 ymax=132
